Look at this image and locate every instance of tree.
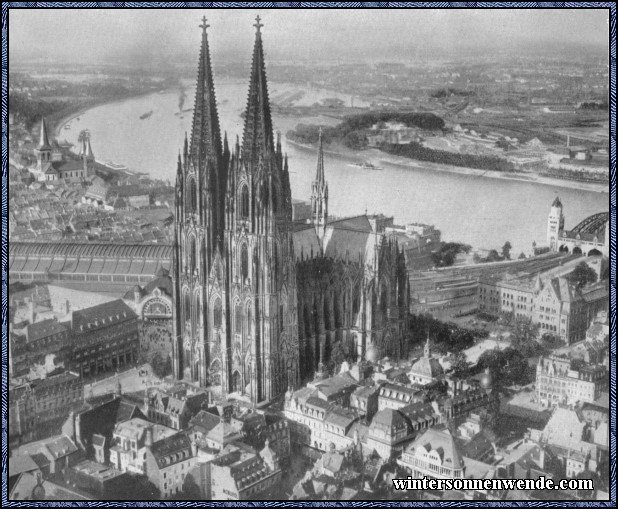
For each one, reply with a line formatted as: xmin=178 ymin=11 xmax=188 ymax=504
xmin=540 ymin=333 xmax=563 ymax=349
xmin=477 ymin=347 xmax=530 ymax=388
xmin=486 ymin=249 xmax=502 ymax=262
xmin=150 ymin=353 xmax=172 ymax=379
xmin=566 ymin=262 xmax=598 ymax=290
xmin=573 ymin=471 xmax=600 ymax=500
xmin=498 ymin=310 xmax=514 ymax=326
xmin=510 ymin=317 xmax=541 ymax=356
xmin=328 ymin=341 xmax=346 ymax=372
xmin=431 ymin=242 xmax=471 ymax=268
xmin=449 ymin=328 xmax=475 ymax=351
xmin=501 ymin=241 xmax=512 ymax=260
xmin=518 ymin=252 xmax=526 ymax=259
xmin=342 ymin=130 xmax=367 ymax=150
xmin=450 ymin=351 xmax=470 ymax=375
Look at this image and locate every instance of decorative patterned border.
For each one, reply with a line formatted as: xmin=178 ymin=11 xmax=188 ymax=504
xmin=1 ymin=2 xmax=615 ymax=507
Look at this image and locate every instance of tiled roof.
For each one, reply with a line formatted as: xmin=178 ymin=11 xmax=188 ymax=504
xmin=408 ymin=427 xmax=465 ymax=469
xmin=370 ymin=408 xmax=408 ymax=431
xmin=91 ymin=434 xmax=106 ymax=447
xmin=150 ymin=433 xmax=193 ymax=468
xmin=26 ymin=318 xmax=69 ymax=343
xmin=72 ymin=299 xmax=136 ymax=333
xmin=189 ymin=410 xmax=220 ymax=434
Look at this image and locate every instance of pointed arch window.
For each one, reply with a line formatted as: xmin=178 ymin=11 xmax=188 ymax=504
xmin=195 ymin=293 xmax=201 ymax=329
xmin=241 ymin=244 xmax=249 ymax=282
xmin=213 ymin=298 xmax=222 ymax=329
xmin=235 ymin=303 xmax=243 ymax=334
xmin=273 ymin=243 xmax=279 ymax=276
xmin=381 ymin=286 xmax=388 ymax=316
xmin=188 ymin=236 xmax=197 ymax=274
xmin=186 ymin=177 xmax=197 ymax=214
xmin=353 ymin=287 xmax=360 ymax=316
xmin=334 ymin=291 xmax=342 ymax=328
xmin=241 ymin=185 xmax=249 ymax=218
xmin=184 ymin=291 xmax=191 ymax=324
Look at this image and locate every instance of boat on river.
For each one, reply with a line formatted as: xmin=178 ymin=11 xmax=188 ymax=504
xmin=348 ymin=160 xmax=383 ymax=171
xmin=103 ymin=161 xmax=128 ymax=171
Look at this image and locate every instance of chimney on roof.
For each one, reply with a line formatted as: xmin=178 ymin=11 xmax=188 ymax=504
xmin=145 ymin=426 xmax=153 ymax=448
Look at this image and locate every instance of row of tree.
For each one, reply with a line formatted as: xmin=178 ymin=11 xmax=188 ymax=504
xmin=381 ymin=141 xmax=517 ymax=173
xmin=286 ymin=111 xmax=445 ymax=149
xmin=430 ymin=242 xmax=472 ymax=267
xmin=408 ymin=313 xmax=484 ymax=355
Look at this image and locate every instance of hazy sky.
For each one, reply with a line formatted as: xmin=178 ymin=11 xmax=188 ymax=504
xmin=9 ymin=8 xmax=609 ymax=65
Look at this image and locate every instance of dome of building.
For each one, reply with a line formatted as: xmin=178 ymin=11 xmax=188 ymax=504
xmin=366 ymin=344 xmax=380 ymax=363
xmin=410 ymin=335 xmax=444 ymax=381
xmin=410 ymin=355 xmax=444 ymax=379
xmin=480 ymin=367 xmax=493 ymax=390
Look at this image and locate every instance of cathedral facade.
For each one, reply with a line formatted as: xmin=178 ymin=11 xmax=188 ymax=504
xmin=172 ymin=17 xmax=409 ymax=405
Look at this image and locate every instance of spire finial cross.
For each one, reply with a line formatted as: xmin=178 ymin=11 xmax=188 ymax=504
xmin=200 ymin=16 xmax=210 ymax=32
xmin=254 ymin=15 xmax=263 ymax=33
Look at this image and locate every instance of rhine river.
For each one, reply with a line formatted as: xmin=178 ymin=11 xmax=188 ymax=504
xmin=61 ymin=80 xmax=609 ymax=256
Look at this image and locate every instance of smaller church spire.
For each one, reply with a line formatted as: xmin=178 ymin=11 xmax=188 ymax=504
xmin=38 ymin=117 xmax=51 ymax=150
xmin=424 ymin=331 xmax=431 ymax=358
xmin=311 ymin=127 xmax=328 ymax=241
xmin=315 ymin=127 xmax=325 ymax=186
xmin=183 ymin=132 xmax=189 ymax=163
xmin=84 ymin=137 xmax=94 ymax=161
xmin=223 ymin=131 xmax=229 ymax=155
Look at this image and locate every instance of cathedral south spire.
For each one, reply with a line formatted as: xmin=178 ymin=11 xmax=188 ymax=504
xmin=242 ymin=15 xmax=275 ymax=167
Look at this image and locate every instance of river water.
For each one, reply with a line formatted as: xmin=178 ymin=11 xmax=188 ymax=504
xmin=61 ymin=80 xmax=608 ymax=255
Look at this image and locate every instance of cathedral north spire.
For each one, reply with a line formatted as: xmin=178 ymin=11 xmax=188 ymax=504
xmin=190 ymin=16 xmax=222 ymax=166
xmin=241 ymin=15 xmax=275 ymax=166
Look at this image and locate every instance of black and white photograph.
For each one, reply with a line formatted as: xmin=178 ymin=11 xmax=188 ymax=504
xmin=4 ymin=5 xmax=613 ymax=503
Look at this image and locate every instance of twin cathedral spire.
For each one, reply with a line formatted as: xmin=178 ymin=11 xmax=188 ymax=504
xmin=174 ymin=15 xmax=291 ymax=267
xmin=172 ymin=16 xmax=299 ymax=403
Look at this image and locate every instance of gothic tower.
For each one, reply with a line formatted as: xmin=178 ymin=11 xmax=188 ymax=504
xmin=35 ymin=117 xmax=52 ymax=171
xmin=222 ymin=16 xmax=299 ymax=403
xmin=311 ymin=128 xmax=328 ymax=243
xmin=171 ymin=17 xmax=226 ymax=385
xmin=173 ymin=16 xmax=299 ymax=405
xmin=547 ymin=196 xmax=564 ymax=251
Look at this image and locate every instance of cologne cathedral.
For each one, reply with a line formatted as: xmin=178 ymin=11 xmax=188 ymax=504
xmin=172 ymin=17 xmax=409 ymax=404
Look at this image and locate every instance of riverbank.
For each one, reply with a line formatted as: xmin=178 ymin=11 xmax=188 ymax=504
xmin=286 ymin=139 xmax=609 ymax=194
